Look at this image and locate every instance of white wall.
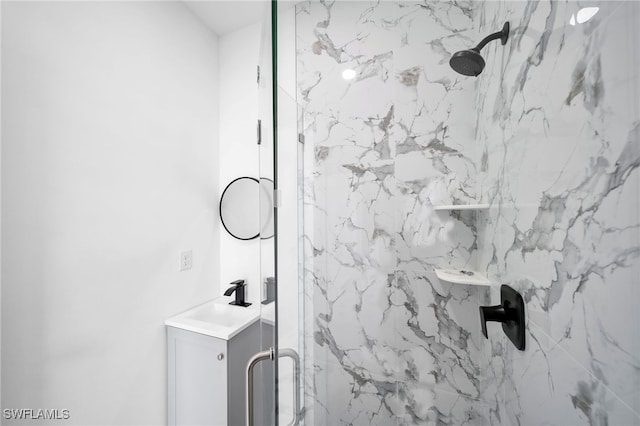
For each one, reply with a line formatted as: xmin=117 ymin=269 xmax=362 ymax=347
xmin=1 ymin=2 xmax=219 ymax=424
xmin=218 ymin=23 xmax=262 ymax=304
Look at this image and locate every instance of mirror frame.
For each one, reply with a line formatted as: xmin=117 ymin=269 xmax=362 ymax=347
xmin=219 ymin=176 xmax=260 ymax=241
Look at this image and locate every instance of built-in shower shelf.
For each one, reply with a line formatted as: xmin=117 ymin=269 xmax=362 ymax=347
xmin=434 ymin=268 xmax=493 ymax=286
xmin=434 ymin=204 xmax=490 ymax=211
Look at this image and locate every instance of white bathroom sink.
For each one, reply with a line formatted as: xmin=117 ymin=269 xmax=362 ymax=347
xmin=165 ymin=298 xmax=260 ymax=340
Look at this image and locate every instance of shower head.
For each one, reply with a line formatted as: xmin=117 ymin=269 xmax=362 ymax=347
xmin=449 ymin=49 xmax=486 ymax=77
xmin=450 ymin=22 xmax=509 ymax=77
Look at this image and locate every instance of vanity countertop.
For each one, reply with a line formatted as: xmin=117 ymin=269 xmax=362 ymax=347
xmin=165 ymin=298 xmax=260 ymax=340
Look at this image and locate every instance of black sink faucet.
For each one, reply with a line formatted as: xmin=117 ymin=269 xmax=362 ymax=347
xmin=224 ymin=280 xmax=252 ymax=307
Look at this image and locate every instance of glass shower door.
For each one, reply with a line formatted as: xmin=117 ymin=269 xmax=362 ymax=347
xmin=255 ymin=3 xmax=304 ymax=425
xmin=249 ymin=2 xmax=277 ymax=426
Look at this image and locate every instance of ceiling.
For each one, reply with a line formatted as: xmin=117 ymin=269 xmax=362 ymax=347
xmin=183 ymin=1 xmax=270 ymax=36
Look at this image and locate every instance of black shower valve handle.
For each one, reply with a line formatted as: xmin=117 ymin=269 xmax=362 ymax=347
xmin=479 ymin=285 xmax=526 ymax=350
xmin=479 ymin=304 xmax=507 ymax=338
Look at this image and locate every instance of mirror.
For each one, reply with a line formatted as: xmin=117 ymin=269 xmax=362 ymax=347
xmin=220 ymin=177 xmax=274 ymax=241
xmin=220 ymin=177 xmax=260 ymax=240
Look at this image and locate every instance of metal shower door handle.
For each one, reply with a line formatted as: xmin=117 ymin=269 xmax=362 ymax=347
xmin=246 ymin=347 xmax=274 ymax=426
xmin=279 ymin=348 xmax=300 ymax=426
xmin=245 ymin=347 xmax=301 ymax=426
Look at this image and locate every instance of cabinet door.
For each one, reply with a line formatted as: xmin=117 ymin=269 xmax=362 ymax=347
xmin=168 ymin=327 xmax=227 ymax=426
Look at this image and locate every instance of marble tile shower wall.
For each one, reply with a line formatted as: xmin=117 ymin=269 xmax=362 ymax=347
xmin=475 ymin=1 xmax=640 ymax=425
xmin=297 ymin=1 xmax=493 ymax=424
xmin=297 ymin=0 xmax=639 ymax=425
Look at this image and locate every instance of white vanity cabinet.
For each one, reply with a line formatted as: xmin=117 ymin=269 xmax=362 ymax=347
xmin=167 ymin=321 xmax=260 ymax=426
